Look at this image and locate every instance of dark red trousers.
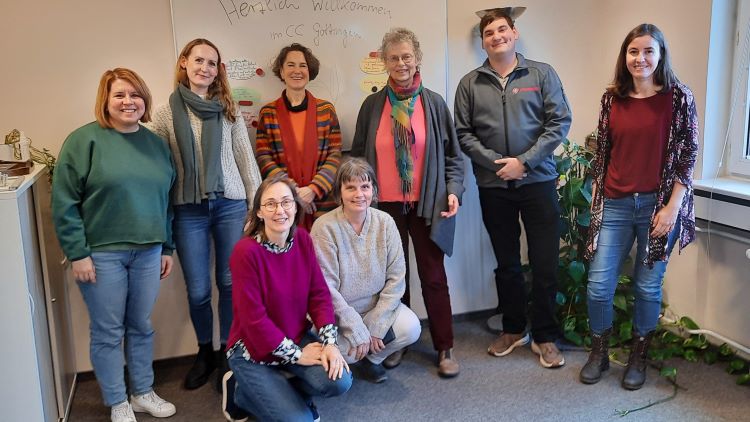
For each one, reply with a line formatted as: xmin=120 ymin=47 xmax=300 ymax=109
xmin=379 ymin=202 xmax=454 ymax=351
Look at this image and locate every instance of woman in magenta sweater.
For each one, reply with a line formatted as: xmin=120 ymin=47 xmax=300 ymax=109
xmin=220 ymin=174 xmax=351 ymax=422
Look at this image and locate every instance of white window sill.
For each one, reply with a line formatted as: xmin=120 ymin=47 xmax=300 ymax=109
xmin=693 ymin=177 xmax=750 ymax=231
xmin=694 ymin=177 xmax=750 ymax=201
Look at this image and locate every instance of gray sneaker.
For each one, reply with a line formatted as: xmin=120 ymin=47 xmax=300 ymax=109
xmin=357 ymin=357 xmax=388 ymax=383
xmin=111 ymin=401 xmax=137 ymax=422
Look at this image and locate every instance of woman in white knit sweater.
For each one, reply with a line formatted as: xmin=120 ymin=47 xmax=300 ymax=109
xmin=310 ymin=158 xmax=421 ymax=384
xmin=147 ymin=38 xmax=262 ymax=392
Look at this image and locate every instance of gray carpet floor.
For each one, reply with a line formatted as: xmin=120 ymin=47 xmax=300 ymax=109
xmin=70 ymin=317 xmax=750 ymax=421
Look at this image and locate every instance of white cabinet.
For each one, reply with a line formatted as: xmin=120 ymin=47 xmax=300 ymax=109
xmin=0 ymin=164 xmax=75 ymax=421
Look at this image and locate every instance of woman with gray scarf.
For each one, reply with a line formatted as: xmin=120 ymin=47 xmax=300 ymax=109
xmin=148 ymin=38 xmax=262 ymax=392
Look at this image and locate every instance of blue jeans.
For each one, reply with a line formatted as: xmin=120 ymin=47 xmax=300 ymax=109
xmin=78 ymin=246 xmax=162 ymax=406
xmin=228 ymin=333 xmax=352 ymax=421
xmin=587 ymin=193 xmax=679 ymax=336
xmin=174 ymin=197 xmax=247 ymax=344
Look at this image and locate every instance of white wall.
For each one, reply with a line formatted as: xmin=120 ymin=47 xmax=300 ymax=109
xmin=0 ymin=0 xmax=728 ymax=370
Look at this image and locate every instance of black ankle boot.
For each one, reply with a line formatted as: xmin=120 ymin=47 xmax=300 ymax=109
xmin=184 ymin=343 xmax=216 ymax=390
xmin=215 ymin=343 xmax=229 ymax=393
xmin=622 ymin=331 xmax=654 ymax=390
xmin=580 ymin=328 xmax=611 ymax=384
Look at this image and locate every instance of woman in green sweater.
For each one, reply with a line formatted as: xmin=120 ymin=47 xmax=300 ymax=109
xmin=52 ymin=68 xmax=176 ymax=422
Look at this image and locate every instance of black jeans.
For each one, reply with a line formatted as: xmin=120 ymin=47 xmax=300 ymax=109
xmin=478 ymin=180 xmax=560 ymax=343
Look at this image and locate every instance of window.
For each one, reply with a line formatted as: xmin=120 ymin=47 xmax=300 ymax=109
xmin=729 ymin=0 xmax=750 ymax=176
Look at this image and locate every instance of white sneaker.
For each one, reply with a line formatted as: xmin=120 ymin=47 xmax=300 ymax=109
xmin=111 ymin=401 xmax=137 ymax=422
xmin=130 ymin=390 xmax=176 ymax=418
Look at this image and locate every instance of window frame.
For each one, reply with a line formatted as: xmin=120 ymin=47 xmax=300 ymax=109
xmin=728 ymin=0 xmax=750 ymax=177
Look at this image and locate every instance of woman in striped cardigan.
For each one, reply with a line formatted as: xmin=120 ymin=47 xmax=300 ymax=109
xmin=255 ymin=43 xmax=342 ymax=231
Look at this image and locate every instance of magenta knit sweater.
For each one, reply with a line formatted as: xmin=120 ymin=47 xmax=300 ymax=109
xmin=227 ymin=229 xmax=335 ymax=363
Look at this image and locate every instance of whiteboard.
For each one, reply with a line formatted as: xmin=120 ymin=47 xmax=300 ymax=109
xmin=171 ymin=0 xmax=448 ymax=150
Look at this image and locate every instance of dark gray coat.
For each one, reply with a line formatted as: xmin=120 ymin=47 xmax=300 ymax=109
xmin=351 ymin=87 xmax=465 ymax=256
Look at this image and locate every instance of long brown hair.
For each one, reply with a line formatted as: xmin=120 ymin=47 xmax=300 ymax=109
xmin=244 ymin=173 xmax=303 ymax=240
xmin=174 ymin=38 xmax=238 ymax=122
xmin=608 ymin=23 xmax=678 ymax=98
xmin=95 ymin=68 xmax=152 ymax=129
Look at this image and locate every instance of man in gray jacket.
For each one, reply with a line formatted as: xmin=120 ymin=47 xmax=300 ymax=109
xmin=454 ymin=9 xmax=572 ymax=368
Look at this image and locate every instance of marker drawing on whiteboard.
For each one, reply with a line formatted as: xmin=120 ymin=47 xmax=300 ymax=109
xmin=309 ymin=0 xmax=392 ymax=19
xmin=226 ymin=59 xmax=259 ymax=80
xmin=312 ymin=23 xmax=362 ymax=47
xmin=270 ymin=24 xmax=305 ymax=40
xmin=218 ymin=0 xmax=301 ymax=25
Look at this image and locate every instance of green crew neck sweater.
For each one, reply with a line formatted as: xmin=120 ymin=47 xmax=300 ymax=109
xmin=52 ymin=122 xmax=175 ymax=261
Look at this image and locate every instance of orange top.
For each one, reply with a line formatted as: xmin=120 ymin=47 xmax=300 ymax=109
xmin=289 ymin=110 xmax=307 ymax=157
xmin=375 ymin=97 xmax=426 ymax=202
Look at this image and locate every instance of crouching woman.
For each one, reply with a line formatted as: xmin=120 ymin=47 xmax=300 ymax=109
xmin=221 ymin=174 xmax=351 ymax=422
xmin=311 ymin=158 xmax=421 ymax=384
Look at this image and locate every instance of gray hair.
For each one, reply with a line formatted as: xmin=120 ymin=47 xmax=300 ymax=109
xmin=333 ymin=157 xmax=379 ymax=205
xmin=380 ymin=27 xmax=423 ymax=64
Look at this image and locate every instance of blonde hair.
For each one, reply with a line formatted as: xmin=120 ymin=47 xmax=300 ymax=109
xmin=175 ymin=38 xmax=238 ymax=122
xmin=380 ymin=27 xmax=423 ymax=64
xmin=94 ymin=67 xmax=152 ymax=129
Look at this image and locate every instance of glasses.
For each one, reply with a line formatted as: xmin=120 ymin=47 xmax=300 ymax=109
xmin=386 ymin=54 xmax=415 ymax=64
xmin=261 ymin=199 xmax=296 ymax=212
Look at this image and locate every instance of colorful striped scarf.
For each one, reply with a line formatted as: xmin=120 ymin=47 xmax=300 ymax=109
xmin=386 ymin=71 xmax=423 ymax=206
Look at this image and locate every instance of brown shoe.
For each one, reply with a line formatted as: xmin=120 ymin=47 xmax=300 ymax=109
xmin=382 ymin=348 xmax=406 ymax=369
xmin=531 ymin=341 xmax=565 ymax=368
xmin=488 ymin=332 xmax=530 ymax=357
xmin=437 ymin=349 xmax=459 ymax=378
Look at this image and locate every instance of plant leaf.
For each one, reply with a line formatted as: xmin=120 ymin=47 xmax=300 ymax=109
xmin=728 ymin=359 xmax=747 ymax=373
xmin=613 ymin=294 xmax=627 ymax=311
xmin=683 ymin=349 xmax=698 ymax=362
xmin=679 ymin=316 xmax=700 ymax=330
xmin=737 ymin=373 xmax=750 ymax=385
xmin=556 ymin=292 xmax=567 ymax=305
xmin=564 ymin=330 xmax=583 ymax=346
xmin=576 ymin=210 xmax=591 ymax=227
xmin=719 ymin=343 xmax=735 ymax=357
xmin=703 ymin=350 xmax=718 ymax=365
xmin=567 ymin=260 xmax=586 ymax=283
xmin=660 ymin=366 xmax=677 ymax=379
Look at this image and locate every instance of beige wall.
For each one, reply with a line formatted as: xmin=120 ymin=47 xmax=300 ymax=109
xmin=0 ymin=1 xmax=198 ymax=372
xmin=0 ymin=0 xmax=176 ymax=153
xmin=1 ymin=0 xmax=723 ymax=371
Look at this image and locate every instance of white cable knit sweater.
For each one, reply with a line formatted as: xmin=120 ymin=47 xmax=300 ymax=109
xmin=147 ymin=103 xmax=262 ymax=205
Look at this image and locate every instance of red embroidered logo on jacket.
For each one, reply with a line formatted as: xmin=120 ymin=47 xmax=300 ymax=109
xmin=512 ymin=87 xmax=541 ymax=94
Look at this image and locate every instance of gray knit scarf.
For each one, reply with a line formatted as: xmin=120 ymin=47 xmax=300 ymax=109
xmin=170 ymin=84 xmax=224 ymax=204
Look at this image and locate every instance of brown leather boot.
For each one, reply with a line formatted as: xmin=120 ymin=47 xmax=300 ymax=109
xmin=437 ymin=349 xmax=460 ymax=378
xmin=622 ymin=331 xmax=654 ymax=390
xmin=579 ymin=329 xmax=611 ymax=384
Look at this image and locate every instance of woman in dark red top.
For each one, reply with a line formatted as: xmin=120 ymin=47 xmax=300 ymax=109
xmin=580 ymin=23 xmax=698 ymax=390
xmin=220 ymin=174 xmax=351 ymax=422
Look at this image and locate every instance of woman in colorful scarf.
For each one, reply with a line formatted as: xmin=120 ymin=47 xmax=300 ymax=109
xmin=351 ymin=28 xmax=465 ymax=378
xmin=148 ymin=38 xmax=263 ymax=391
xmin=255 ymin=43 xmax=343 ymax=231
xmin=580 ymin=23 xmax=698 ymax=390
xmin=220 ymin=174 xmax=351 ymax=422
xmin=52 ymin=68 xmax=176 ymax=422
